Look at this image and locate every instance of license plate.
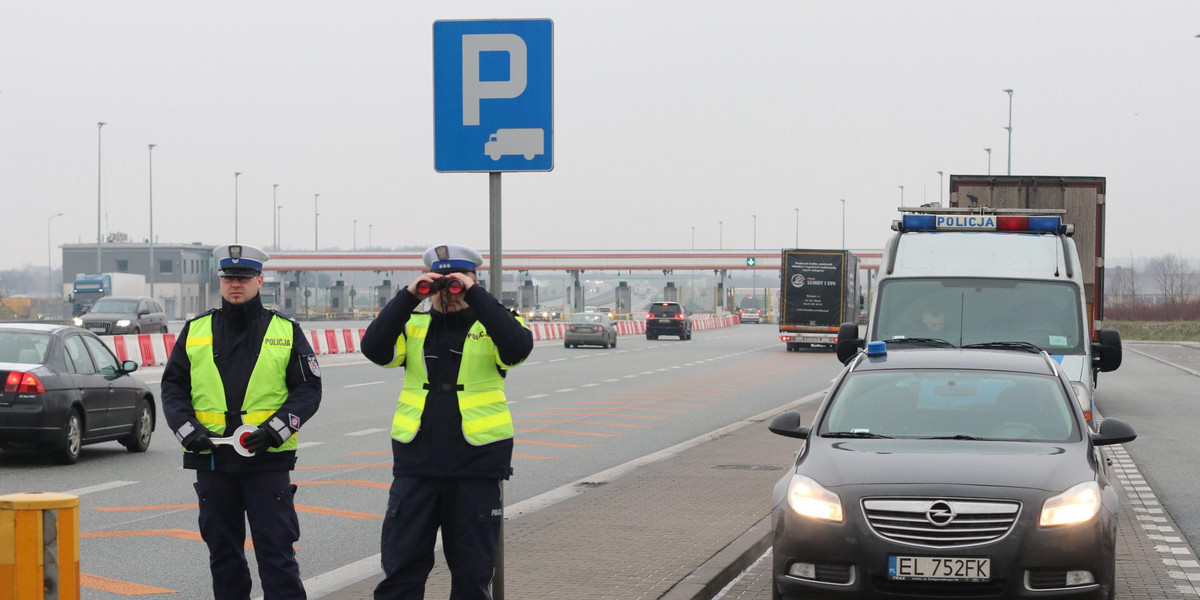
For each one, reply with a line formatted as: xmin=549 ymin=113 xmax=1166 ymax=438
xmin=888 ymin=556 xmax=990 ymax=582
xmin=88 ymin=325 xmax=107 ymax=333
xmin=800 ymin=335 xmax=826 ymax=342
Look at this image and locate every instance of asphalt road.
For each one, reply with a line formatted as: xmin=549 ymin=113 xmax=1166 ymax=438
xmin=0 ymin=323 xmax=843 ymax=598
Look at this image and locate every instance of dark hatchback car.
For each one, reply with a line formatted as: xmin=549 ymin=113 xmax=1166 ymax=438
xmin=74 ymin=296 xmax=168 ymax=335
xmin=0 ymin=324 xmax=156 ymax=464
xmin=645 ymin=302 xmax=692 ymax=340
xmin=768 ymin=343 xmax=1135 ymax=600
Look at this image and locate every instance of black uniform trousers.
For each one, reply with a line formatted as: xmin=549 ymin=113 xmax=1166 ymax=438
xmin=194 ymin=470 xmax=305 ymax=600
xmin=374 ymin=477 xmax=504 ymax=600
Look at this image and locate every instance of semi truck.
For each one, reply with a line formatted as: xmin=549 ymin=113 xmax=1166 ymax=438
xmin=70 ymin=272 xmax=146 ymax=316
xmin=778 ymin=249 xmax=859 ymax=351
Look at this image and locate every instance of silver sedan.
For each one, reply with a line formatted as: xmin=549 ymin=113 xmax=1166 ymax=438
xmin=564 ymin=312 xmax=617 ymax=349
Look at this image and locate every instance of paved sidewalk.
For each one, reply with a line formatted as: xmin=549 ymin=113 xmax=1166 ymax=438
xmin=319 ymin=405 xmax=802 ymax=600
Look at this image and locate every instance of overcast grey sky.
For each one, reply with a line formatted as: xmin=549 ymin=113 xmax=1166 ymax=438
xmin=3 ymin=1 xmax=1197 ymax=272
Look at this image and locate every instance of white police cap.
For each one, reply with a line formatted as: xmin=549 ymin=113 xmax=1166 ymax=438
xmin=422 ymin=244 xmax=483 ymax=273
xmin=213 ymin=244 xmax=269 ymax=276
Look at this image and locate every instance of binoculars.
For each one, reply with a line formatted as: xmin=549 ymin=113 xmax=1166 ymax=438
xmin=416 ymin=277 xmax=464 ymax=295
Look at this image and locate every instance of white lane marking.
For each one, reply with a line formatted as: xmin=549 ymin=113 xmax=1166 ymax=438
xmin=555 ymin=388 xmax=576 ymax=393
xmin=581 ymin=383 xmax=599 ymax=388
xmin=61 ymin=480 xmax=138 ymax=496
xmin=603 ymin=378 xmax=620 ymax=383
xmin=344 ymin=381 xmax=384 ymax=388
xmin=346 ymin=428 xmax=386 ymax=437
xmin=549 ymin=358 xmax=569 ymax=363
xmin=524 ymin=361 xmax=542 ymax=366
xmin=296 ymin=441 xmax=325 ymax=449
xmin=623 ymin=375 xmax=637 ymax=379
xmin=526 ymin=394 xmax=549 ymax=399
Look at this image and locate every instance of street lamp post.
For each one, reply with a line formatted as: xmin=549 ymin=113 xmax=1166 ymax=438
xmin=149 ymin=144 xmax=156 ymax=298
xmin=899 ymin=185 xmax=904 ymax=207
xmin=314 ymin=193 xmax=320 ymax=251
xmin=1003 ymin=89 xmax=1014 ymax=175
xmin=794 ymin=208 xmax=799 ymax=247
xmin=985 ymin=148 xmax=992 ymax=175
xmin=234 ymin=172 xmax=242 ymax=243
xmin=353 ymin=219 xmax=358 ymax=251
xmin=368 ymin=223 xmax=373 ymax=249
xmin=718 ymin=220 xmax=723 ymax=250
xmin=840 ymin=199 xmax=846 ymax=249
xmin=690 ymin=225 xmax=695 ymax=307
xmin=272 ymin=184 xmax=279 ymax=250
xmin=752 ymin=214 xmax=757 ymax=296
xmin=277 ymin=205 xmax=283 ymax=249
xmin=937 ymin=171 xmax=944 ymax=205
xmin=96 ymin=122 xmax=105 ymax=273
xmin=48 ymin=213 xmax=63 ymax=302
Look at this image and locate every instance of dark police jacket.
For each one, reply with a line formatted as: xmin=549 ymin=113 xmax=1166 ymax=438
xmin=361 ymin=285 xmax=533 ymax=479
xmin=161 ymin=294 xmax=322 ymax=472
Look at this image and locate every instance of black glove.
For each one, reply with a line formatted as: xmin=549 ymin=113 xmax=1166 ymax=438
xmin=182 ymin=429 xmax=215 ymax=453
xmin=242 ymin=426 xmax=283 ymax=455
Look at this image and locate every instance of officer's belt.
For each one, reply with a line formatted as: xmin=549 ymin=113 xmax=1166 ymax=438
xmin=423 ymin=382 xmax=465 ymax=392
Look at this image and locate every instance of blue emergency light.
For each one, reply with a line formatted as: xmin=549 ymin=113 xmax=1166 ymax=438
xmin=866 ymin=341 xmax=887 ymax=357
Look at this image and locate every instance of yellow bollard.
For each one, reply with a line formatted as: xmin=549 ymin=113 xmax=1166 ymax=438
xmin=0 ymin=492 xmax=80 ymax=600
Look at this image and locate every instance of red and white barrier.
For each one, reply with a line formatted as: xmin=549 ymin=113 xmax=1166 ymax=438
xmin=100 ymin=316 xmax=741 ymax=364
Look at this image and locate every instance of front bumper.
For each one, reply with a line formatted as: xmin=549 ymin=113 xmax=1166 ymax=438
xmin=771 ymin=496 xmax=1116 ymax=599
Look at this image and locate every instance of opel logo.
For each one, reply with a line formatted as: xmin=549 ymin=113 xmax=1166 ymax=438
xmin=926 ymin=501 xmax=956 ymax=526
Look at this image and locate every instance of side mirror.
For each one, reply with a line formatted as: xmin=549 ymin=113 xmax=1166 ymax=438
xmin=121 ymin=360 xmax=139 ymax=373
xmin=1092 ymin=328 xmax=1122 ymax=373
xmin=768 ymin=410 xmax=810 ymax=440
xmin=1091 ymin=417 xmax=1135 ymax=446
xmin=835 ymin=322 xmax=864 ymax=364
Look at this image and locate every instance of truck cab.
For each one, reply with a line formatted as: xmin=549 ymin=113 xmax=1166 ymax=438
xmin=836 ymin=209 xmax=1122 ymax=424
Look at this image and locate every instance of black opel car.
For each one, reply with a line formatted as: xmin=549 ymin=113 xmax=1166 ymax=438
xmin=768 ymin=343 xmax=1135 ymax=599
xmin=0 ymin=323 xmax=156 ymax=464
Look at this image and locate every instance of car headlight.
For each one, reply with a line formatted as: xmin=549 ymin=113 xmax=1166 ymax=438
xmin=116 ymin=319 xmax=132 ymax=327
xmin=73 ymin=317 xmax=83 ymax=326
xmin=1040 ymin=481 xmax=1101 ymax=527
xmin=787 ymin=474 xmax=843 ymax=522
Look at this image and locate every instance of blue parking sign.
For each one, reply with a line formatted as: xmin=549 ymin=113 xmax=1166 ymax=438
xmin=434 ymin=19 xmax=554 ymax=172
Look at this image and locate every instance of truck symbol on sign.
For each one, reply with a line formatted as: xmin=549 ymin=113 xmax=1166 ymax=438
xmin=484 ymin=128 xmax=545 ymax=160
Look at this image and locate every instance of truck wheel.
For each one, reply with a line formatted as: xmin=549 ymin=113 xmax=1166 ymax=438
xmin=55 ymin=410 xmax=83 ymax=465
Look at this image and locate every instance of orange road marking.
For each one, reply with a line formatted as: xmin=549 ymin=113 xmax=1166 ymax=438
xmin=513 ymin=453 xmax=556 ymax=460
xmin=294 ymin=463 xmax=391 ymax=469
xmin=295 ymin=480 xmax=391 ymax=489
xmin=80 ymin=573 xmax=179 ymax=594
xmin=520 ymin=412 xmax=668 ymax=420
xmin=295 ymin=504 xmax=382 ymax=519
xmin=515 ymin=439 xmax=590 ymax=448
xmin=515 ymin=419 xmax=648 ymax=428
xmin=516 ymin=428 xmax=621 ymax=437
xmin=93 ymin=504 xmax=195 ymax=512
xmin=544 ymin=406 xmax=687 ymax=414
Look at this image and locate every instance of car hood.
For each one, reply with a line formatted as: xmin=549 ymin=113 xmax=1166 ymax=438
xmin=80 ymin=312 xmax=135 ymax=321
xmin=801 ymin=439 xmax=1093 ymax=493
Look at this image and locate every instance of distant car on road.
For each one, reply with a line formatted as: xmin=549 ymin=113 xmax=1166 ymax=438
xmin=564 ymin=312 xmax=618 ymax=349
xmin=767 ymin=343 xmax=1135 ymax=600
xmin=738 ymin=296 xmax=763 ymax=324
xmin=646 ymin=302 xmax=692 ymax=340
xmin=0 ymin=323 xmax=156 ymax=464
xmin=74 ymin=296 xmax=168 ymax=335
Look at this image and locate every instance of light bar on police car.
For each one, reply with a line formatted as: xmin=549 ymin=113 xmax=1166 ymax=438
xmin=900 ymin=214 xmax=1063 ymax=233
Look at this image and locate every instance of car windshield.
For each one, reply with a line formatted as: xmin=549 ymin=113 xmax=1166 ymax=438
xmin=820 ymin=370 xmax=1077 ymax=442
xmin=872 ymin=279 xmax=1084 ymax=353
xmin=0 ymin=331 xmax=51 ymax=364
xmin=650 ymin=304 xmax=682 ymax=316
xmin=570 ymin=314 xmax=604 ymax=324
xmin=90 ymin=298 xmax=140 ymax=313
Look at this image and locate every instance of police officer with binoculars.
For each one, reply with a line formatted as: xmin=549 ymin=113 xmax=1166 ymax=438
xmin=361 ymin=243 xmax=533 ymax=600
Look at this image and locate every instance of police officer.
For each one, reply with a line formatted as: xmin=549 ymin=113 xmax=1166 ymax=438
xmin=161 ymin=244 xmax=322 ymax=600
xmin=361 ymin=244 xmax=533 ymax=600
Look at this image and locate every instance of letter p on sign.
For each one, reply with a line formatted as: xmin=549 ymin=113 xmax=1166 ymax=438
xmin=462 ymin=34 xmax=527 ymax=126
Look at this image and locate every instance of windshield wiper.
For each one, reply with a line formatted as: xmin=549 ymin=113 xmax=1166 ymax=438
xmin=922 ymin=434 xmax=983 ymax=440
xmin=885 ymin=337 xmax=956 ymax=348
xmin=962 ymin=341 xmax=1043 ymax=354
xmin=824 ymin=431 xmax=893 ymax=439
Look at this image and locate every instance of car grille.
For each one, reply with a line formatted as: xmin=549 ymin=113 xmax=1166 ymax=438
xmin=862 ymin=498 xmax=1019 ymax=548
xmin=84 ymin=322 xmax=112 ymax=335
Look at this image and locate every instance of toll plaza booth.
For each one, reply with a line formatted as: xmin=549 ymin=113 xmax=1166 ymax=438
xmin=615 ymin=282 xmax=632 ymax=318
xmin=377 ymin=280 xmax=393 ymax=310
xmin=284 ymin=281 xmax=301 ymax=313
xmin=520 ymin=279 xmax=537 ymax=310
xmin=662 ymin=282 xmax=679 ymax=302
xmin=329 ymin=280 xmax=349 ymax=314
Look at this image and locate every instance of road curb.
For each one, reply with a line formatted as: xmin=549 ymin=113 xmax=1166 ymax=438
xmin=660 ymin=515 xmax=773 ymax=600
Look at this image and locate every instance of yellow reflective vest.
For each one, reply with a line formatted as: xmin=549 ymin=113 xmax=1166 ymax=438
xmin=184 ymin=312 xmax=298 ymax=452
xmin=386 ymin=313 xmax=522 ymax=445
